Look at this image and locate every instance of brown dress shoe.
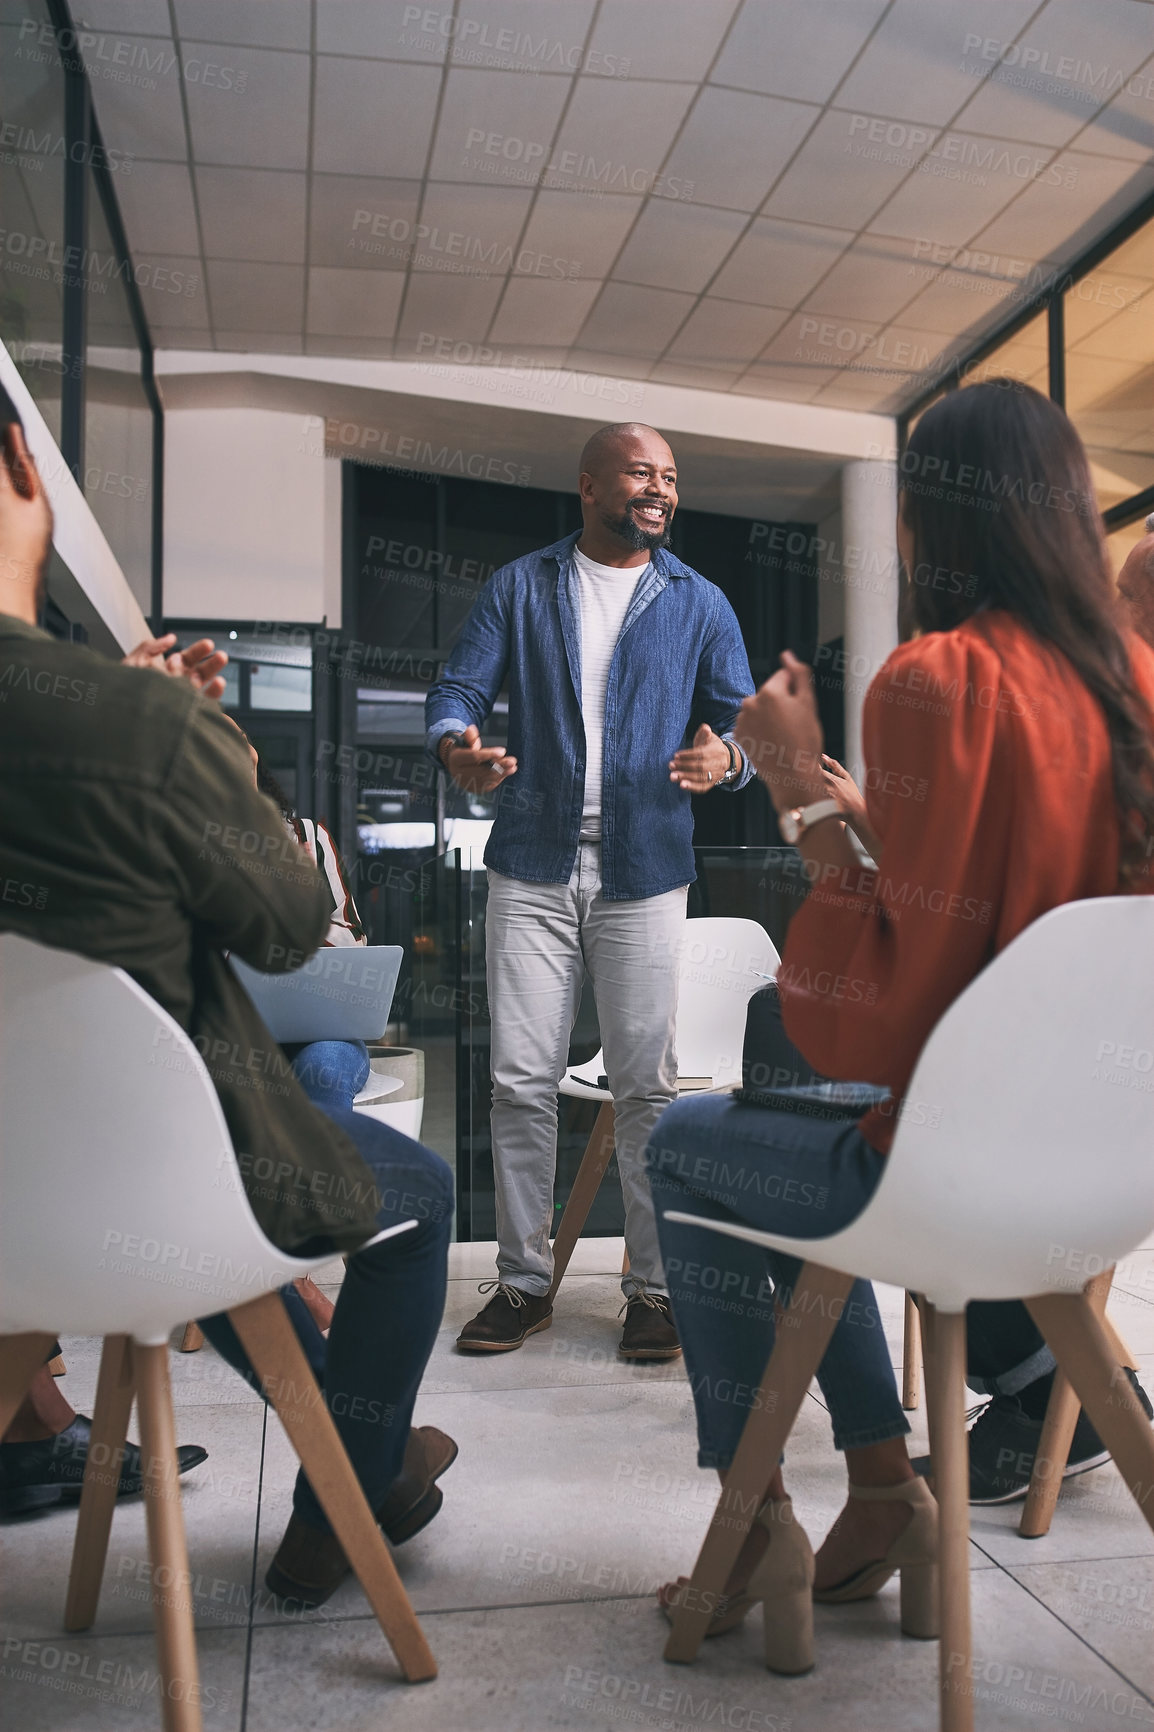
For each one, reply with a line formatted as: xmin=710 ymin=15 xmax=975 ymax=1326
xmin=265 ymin=1424 xmax=458 ymax=1607
xmin=619 ymin=1291 xmax=681 ymax=1361
xmin=456 ymin=1282 xmax=553 ymax=1352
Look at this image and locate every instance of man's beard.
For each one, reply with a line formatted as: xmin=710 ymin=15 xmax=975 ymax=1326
xmin=602 ymin=500 xmax=672 ymax=553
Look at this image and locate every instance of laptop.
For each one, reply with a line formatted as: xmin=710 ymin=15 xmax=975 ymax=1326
xmin=230 ymin=945 xmax=403 ymax=1044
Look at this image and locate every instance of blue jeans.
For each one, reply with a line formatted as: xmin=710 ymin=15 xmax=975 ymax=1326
xmin=646 ymin=1092 xmax=909 ymax=1469
xmin=287 ymin=1039 xmax=370 ymax=1111
xmin=199 ymin=1107 xmax=452 ymax=1531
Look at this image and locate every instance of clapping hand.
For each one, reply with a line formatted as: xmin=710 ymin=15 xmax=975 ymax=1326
xmin=123 ymin=633 xmax=228 ymax=701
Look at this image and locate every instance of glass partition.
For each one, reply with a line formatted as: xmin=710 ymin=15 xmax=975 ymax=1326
xmin=405 ymin=846 xmax=810 ymax=1240
xmin=0 ymin=0 xmax=67 ymax=442
xmin=1064 ymin=219 xmax=1154 ymax=516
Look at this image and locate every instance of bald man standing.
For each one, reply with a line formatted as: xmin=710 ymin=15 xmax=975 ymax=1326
xmin=426 ymin=424 xmax=754 ymax=1359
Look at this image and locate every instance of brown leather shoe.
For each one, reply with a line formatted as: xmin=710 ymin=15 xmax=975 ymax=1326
xmin=456 ymin=1282 xmax=553 ymax=1352
xmin=619 ymin=1291 xmax=681 ymax=1361
xmin=264 ymin=1424 xmax=458 ymax=1607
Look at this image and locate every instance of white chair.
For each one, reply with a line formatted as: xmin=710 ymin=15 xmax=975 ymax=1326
xmin=659 ymin=898 xmax=1154 ymax=1732
xmin=549 ymin=917 xmax=780 ymax=1298
xmin=0 ymin=934 xmax=435 ymax=1732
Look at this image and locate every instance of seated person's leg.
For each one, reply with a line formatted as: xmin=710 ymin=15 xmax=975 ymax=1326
xmin=911 ymin=1298 xmax=1154 ymax=1504
xmin=287 ymin=1039 xmax=371 ymax=1111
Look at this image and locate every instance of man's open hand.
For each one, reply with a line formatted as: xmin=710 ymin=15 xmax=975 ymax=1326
xmin=123 ymin=633 xmax=228 ymax=701
xmin=441 ymin=723 xmax=518 ymax=794
xmin=669 ymin=722 xmax=731 ymax=793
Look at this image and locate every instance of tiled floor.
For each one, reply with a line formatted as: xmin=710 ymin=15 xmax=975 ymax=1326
xmin=4 ymin=1241 xmax=1154 ymax=1732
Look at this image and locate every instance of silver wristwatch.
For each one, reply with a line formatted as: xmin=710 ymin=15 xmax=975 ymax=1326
xmin=778 ymin=797 xmax=842 ymax=845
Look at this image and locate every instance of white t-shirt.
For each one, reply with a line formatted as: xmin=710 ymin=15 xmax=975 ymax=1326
xmin=572 ymin=545 xmax=649 ymax=840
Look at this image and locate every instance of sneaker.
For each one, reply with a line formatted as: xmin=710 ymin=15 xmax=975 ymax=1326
xmin=619 ymin=1291 xmax=681 ymax=1362
xmin=456 ymin=1281 xmax=553 ymax=1353
xmin=911 ymin=1370 xmax=1154 ymax=1505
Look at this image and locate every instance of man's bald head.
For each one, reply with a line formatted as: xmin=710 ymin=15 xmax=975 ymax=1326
xmin=578 ymin=422 xmax=672 ymax=480
xmin=575 ymin=424 xmax=678 ymax=560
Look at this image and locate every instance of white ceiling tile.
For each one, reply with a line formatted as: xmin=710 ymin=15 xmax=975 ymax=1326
xmin=428 ymin=67 xmax=573 ymax=183
xmin=548 ymin=78 xmax=697 ymax=197
xmin=813 ymin=372 xmax=910 ymax=411
xmin=586 ymin=0 xmax=736 ymax=84
xmin=667 ymin=298 xmax=790 ymax=366
xmin=488 ymin=277 xmax=603 ymax=345
xmin=868 ymin=131 xmax=1073 ymax=249
xmin=1068 ymin=75 xmax=1154 ymax=162
xmin=306 ymin=335 xmax=399 ymax=358
xmin=129 ymin=255 xmax=209 ymax=327
xmin=307 ymin=266 xmax=405 ymax=337
xmin=309 ymin=177 xmax=423 ymax=270
xmin=207 ymin=260 xmax=303 ymax=330
xmin=712 ymin=0 xmax=887 ymax=103
xmin=447 ymin=1 xmax=597 ymax=74
xmin=712 ymin=216 xmax=854 ymax=307
xmin=174 ymin=1 xmax=311 ymax=51
xmin=214 ymin=330 xmax=303 ymax=352
xmin=649 ymin=360 xmax=743 ymax=392
xmin=661 ymin=87 xmax=818 ymax=212
xmin=197 ymin=168 xmax=306 ymax=261
xmin=800 ymin=233 xmax=927 ymax=321
xmin=517 ymin=192 xmax=643 ymax=278
xmin=396 ymin=273 xmax=507 ymax=346
xmin=1072 ymin=287 xmax=1154 ymax=361
xmin=562 ymin=347 xmax=653 ymax=382
xmin=574 ymin=282 xmax=697 ymax=358
xmin=757 ymin=308 xmax=883 ymax=375
xmin=731 ymin=363 xmax=838 ymax=401
xmin=315 ymin=0 xmax=447 ymax=60
xmin=313 ymin=58 xmax=441 ymax=178
xmin=612 ymin=201 xmax=748 ymax=294
xmin=836 ymin=0 xmax=1039 ymax=124
xmin=972 ymin=152 xmax=1154 ymax=260
xmin=151 ymin=327 xmax=214 ymax=349
xmin=763 ymin=109 xmax=917 ymax=228
xmin=414 ymin=184 xmax=534 ymax=268
xmin=81 ymin=38 xmax=189 ymax=162
xmin=111 ymin=162 xmax=199 ymax=255
xmin=72 ymin=2 xmax=172 ymax=31
xmin=899 ymin=269 xmax=1034 ymax=336
xmin=185 ymin=46 xmax=311 ymax=170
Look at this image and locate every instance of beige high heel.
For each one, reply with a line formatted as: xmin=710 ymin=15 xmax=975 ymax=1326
xmin=813 ymin=1477 xmax=938 ymax=1639
xmin=746 ymin=1495 xmax=816 ymax=1675
xmin=659 ymin=1495 xmax=815 ymax=1673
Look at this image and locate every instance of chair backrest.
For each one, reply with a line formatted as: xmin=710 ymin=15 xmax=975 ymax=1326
xmin=674 ymin=917 xmax=780 ymax=1087
xmin=813 ymin=897 xmax=1154 ymax=1311
xmin=0 ymin=934 xmax=319 ymax=1343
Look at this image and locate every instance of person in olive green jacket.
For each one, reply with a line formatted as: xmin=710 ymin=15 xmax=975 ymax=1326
xmin=0 ymin=385 xmax=456 ymax=1604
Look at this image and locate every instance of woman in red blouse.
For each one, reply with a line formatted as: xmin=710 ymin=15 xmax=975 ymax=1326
xmin=647 ymin=382 xmax=1154 ymax=1674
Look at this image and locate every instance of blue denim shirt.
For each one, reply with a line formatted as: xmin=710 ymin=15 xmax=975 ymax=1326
xmin=425 ymin=532 xmax=755 ymax=901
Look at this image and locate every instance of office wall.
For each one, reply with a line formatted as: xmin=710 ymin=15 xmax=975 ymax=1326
xmin=163 ymin=407 xmax=341 ymax=626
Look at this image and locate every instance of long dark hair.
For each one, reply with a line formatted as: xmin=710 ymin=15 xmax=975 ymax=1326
xmin=902 ymin=381 xmax=1154 ymax=879
xmin=255 ymin=757 xmax=297 ymax=827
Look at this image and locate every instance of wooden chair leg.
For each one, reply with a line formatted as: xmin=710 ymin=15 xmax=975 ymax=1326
xmin=134 ymin=1342 xmax=202 ymax=1732
xmin=1027 ymin=1290 xmax=1154 ymax=1540
xmin=65 ymin=1335 xmax=137 ymax=1631
xmin=178 ymin=1323 xmax=205 ymax=1354
xmin=923 ymin=1305 xmax=974 ymax=1732
xmin=228 ymin=1291 xmax=436 ymax=1683
xmin=903 ymin=1290 xmax=922 ymax=1410
xmin=548 ymin=1100 xmax=615 ymax=1300
xmin=1019 ymin=1270 xmax=1113 ymax=1538
xmin=664 ymin=1261 xmax=855 ymax=1665
xmin=48 ymin=1354 xmax=67 ymax=1377
xmin=0 ymin=1332 xmax=59 ymax=1434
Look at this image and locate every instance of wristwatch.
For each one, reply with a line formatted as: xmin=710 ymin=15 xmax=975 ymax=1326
xmin=720 ymin=739 xmax=741 ymax=785
xmin=778 ymin=798 xmax=842 ymax=845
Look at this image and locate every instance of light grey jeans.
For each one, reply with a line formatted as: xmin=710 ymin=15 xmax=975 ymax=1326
xmin=486 ymin=844 xmax=688 ymax=1297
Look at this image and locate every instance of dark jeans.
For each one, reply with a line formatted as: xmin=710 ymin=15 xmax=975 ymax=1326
xmin=199 ymin=1106 xmax=452 ymax=1531
xmin=285 ymin=1039 xmax=370 ymax=1112
xmin=743 ymin=983 xmax=1057 ymax=1400
xmin=648 ymin=1091 xmax=907 ymax=1466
